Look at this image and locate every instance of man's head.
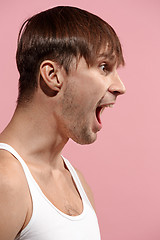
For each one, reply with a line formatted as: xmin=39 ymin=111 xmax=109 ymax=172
xmin=16 ymin=6 xmax=124 ymax=105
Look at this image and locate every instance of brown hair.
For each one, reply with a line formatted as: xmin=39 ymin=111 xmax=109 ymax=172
xmin=16 ymin=6 xmax=125 ymax=104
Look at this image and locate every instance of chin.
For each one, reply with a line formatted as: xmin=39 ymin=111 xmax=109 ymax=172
xmin=71 ymin=131 xmax=97 ymax=145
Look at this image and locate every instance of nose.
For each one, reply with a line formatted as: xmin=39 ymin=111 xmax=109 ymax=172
xmin=108 ymin=73 xmax=126 ymax=96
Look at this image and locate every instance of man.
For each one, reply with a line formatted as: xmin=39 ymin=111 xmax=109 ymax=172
xmin=0 ymin=6 xmax=125 ymax=240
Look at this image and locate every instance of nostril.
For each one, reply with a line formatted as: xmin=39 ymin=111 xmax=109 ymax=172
xmin=113 ymin=86 xmax=126 ymax=95
xmin=113 ymin=91 xmax=121 ymax=96
xmin=113 ymin=90 xmax=125 ymax=96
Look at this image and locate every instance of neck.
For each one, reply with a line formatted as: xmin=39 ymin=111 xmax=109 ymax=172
xmin=0 ymin=101 xmax=68 ymax=168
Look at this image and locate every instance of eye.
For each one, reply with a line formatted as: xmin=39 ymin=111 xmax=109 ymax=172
xmin=99 ymin=63 xmax=110 ymax=74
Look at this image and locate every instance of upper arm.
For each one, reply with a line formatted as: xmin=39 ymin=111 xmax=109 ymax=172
xmin=75 ymin=168 xmax=96 ymax=210
xmin=0 ymin=155 xmax=28 ymax=240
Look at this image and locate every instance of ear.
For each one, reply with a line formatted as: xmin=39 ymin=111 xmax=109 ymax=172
xmin=39 ymin=60 xmax=63 ymax=92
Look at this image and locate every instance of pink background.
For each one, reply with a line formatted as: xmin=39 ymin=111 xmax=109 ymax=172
xmin=0 ymin=0 xmax=160 ymax=239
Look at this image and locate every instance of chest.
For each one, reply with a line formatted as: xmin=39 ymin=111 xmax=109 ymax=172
xmin=29 ymin=165 xmax=83 ymax=216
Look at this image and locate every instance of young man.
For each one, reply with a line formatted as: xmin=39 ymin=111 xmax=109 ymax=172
xmin=0 ymin=6 xmax=125 ymax=240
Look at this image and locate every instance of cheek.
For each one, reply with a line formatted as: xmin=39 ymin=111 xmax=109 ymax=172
xmin=81 ymin=77 xmax=107 ymax=103
xmin=62 ymin=73 xmax=106 ymax=118
xmin=61 ymin=88 xmax=83 ymax=120
xmin=76 ymin=82 xmax=105 ymax=108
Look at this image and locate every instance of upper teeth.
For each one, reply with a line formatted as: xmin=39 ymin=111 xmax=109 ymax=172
xmin=107 ymin=104 xmax=114 ymax=108
xmin=99 ymin=104 xmax=114 ymax=114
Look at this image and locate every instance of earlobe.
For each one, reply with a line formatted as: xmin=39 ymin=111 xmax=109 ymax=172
xmin=39 ymin=60 xmax=63 ymax=92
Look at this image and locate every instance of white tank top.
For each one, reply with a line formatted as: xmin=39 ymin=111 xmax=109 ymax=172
xmin=0 ymin=143 xmax=101 ymax=240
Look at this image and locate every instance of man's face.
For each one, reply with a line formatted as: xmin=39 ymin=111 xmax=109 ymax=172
xmin=58 ymin=57 xmax=125 ymax=145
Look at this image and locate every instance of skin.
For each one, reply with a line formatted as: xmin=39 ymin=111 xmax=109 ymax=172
xmin=0 ymin=56 xmax=125 ymax=239
xmin=58 ymin=58 xmax=125 ymax=144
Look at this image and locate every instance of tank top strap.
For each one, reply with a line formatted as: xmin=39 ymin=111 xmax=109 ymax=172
xmin=0 ymin=143 xmax=92 ymax=209
xmin=62 ymin=156 xmax=93 ymax=207
xmin=0 ymin=143 xmax=37 ymax=193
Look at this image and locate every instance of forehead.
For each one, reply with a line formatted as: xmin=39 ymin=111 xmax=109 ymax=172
xmin=92 ymin=47 xmax=117 ymax=70
xmin=94 ymin=38 xmax=125 ymax=68
xmin=97 ymin=43 xmax=116 ymax=60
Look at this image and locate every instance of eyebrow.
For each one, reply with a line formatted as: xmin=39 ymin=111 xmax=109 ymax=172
xmin=98 ymin=52 xmax=110 ymax=58
xmin=98 ymin=49 xmax=116 ymax=59
xmin=97 ymin=52 xmax=117 ymax=68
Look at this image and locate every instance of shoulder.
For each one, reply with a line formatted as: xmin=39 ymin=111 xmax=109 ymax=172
xmin=0 ymin=149 xmax=27 ymax=189
xmin=75 ymin=168 xmax=96 ymax=210
xmin=0 ymin=150 xmax=29 ymax=239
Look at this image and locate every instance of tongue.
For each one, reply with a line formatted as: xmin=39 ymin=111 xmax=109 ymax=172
xmin=96 ymin=107 xmax=102 ymax=124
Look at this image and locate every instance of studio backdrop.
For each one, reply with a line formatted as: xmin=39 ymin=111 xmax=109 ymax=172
xmin=0 ymin=0 xmax=160 ymax=239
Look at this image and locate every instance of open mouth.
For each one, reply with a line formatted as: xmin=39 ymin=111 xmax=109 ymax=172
xmin=96 ymin=104 xmax=114 ymax=124
xmin=96 ymin=106 xmax=103 ymax=124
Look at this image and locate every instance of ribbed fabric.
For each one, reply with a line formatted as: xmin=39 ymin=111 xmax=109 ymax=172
xmin=0 ymin=143 xmax=101 ymax=240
